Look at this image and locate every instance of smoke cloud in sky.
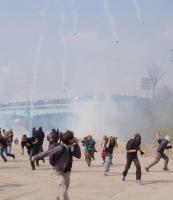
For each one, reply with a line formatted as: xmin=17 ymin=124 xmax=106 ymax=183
xmin=0 ymin=0 xmax=173 ymax=102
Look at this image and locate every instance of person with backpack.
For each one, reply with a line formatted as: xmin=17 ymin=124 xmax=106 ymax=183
xmin=81 ymin=135 xmax=96 ymax=167
xmin=122 ymin=133 xmax=144 ymax=183
xmin=103 ymin=136 xmax=118 ymax=175
xmin=32 ymin=130 xmax=81 ymax=200
xmin=145 ymin=133 xmax=172 ymax=172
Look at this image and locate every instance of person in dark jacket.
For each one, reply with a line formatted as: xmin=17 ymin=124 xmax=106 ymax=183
xmin=32 ymin=130 xmax=81 ymax=200
xmin=122 ymin=133 xmax=144 ymax=183
xmin=145 ymin=133 xmax=172 ymax=172
xmin=32 ymin=127 xmax=36 ymax=137
xmin=0 ymin=133 xmax=15 ymax=162
xmin=21 ymin=134 xmax=39 ymax=170
xmin=34 ymin=128 xmax=45 ymax=165
xmin=37 ymin=127 xmax=45 ymax=153
xmin=47 ymin=128 xmax=60 ymax=148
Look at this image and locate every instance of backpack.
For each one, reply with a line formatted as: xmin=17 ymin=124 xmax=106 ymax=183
xmin=49 ymin=144 xmax=65 ymax=167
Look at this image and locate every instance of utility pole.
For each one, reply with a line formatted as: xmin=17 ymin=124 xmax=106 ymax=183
xmin=141 ymin=78 xmax=152 ymax=99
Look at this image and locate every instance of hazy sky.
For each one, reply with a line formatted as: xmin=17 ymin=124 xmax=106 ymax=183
xmin=0 ymin=0 xmax=173 ymax=102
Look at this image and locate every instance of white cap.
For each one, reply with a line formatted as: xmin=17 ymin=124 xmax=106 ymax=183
xmin=165 ymin=135 xmax=171 ymax=142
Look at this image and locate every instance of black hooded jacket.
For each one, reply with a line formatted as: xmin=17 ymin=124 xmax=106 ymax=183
xmin=126 ymin=139 xmax=141 ymax=157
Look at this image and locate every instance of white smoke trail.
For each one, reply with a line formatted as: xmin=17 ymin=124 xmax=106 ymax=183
xmin=57 ymin=13 xmax=68 ymax=95
xmin=132 ymin=0 xmax=144 ymax=23
xmin=30 ymin=2 xmax=48 ymax=100
xmin=29 ymin=1 xmax=48 ymax=129
xmin=103 ymin=0 xmax=119 ymax=43
xmin=0 ymin=65 xmax=12 ymax=129
xmin=31 ymin=33 xmax=45 ymax=94
xmin=71 ymin=0 xmax=78 ymax=36
xmin=0 ymin=65 xmax=11 ymax=102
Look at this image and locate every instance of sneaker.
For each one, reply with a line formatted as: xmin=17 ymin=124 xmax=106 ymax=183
xmin=122 ymin=176 xmax=125 ymax=181
xmin=163 ymin=168 xmax=170 ymax=171
xmin=136 ymin=180 xmax=142 ymax=184
xmin=104 ymin=172 xmax=108 ymax=176
xmin=145 ymin=167 xmax=149 ymax=172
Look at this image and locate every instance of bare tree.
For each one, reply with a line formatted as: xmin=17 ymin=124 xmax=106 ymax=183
xmin=146 ymin=64 xmax=165 ymax=98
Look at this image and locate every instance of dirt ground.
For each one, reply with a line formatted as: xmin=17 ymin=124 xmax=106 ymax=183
xmin=1 ymin=143 xmax=173 ymax=200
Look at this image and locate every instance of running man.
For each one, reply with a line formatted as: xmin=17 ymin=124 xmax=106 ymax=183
xmin=0 ymin=133 xmax=15 ymax=162
xmin=145 ymin=133 xmax=172 ymax=172
xmin=82 ymin=135 xmax=96 ymax=167
xmin=21 ymin=134 xmax=39 ymax=170
xmin=122 ymin=133 xmax=144 ymax=183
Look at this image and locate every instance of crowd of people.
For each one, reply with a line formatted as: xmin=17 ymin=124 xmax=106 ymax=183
xmin=0 ymin=127 xmax=172 ymax=200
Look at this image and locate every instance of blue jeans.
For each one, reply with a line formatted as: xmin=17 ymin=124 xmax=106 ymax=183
xmin=0 ymin=146 xmax=8 ymax=156
xmin=104 ymin=154 xmax=113 ymax=173
xmin=0 ymin=146 xmax=15 ymax=161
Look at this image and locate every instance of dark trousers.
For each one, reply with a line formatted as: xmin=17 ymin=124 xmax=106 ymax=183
xmin=39 ymin=141 xmax=44 ymax=153
xmin=36 ymin=142 xmax=45 ymax=165
xmin=28 ymin=148 xmax=37 ymax=170
xmin=123 ymin=155 xmax=141 ymax=180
